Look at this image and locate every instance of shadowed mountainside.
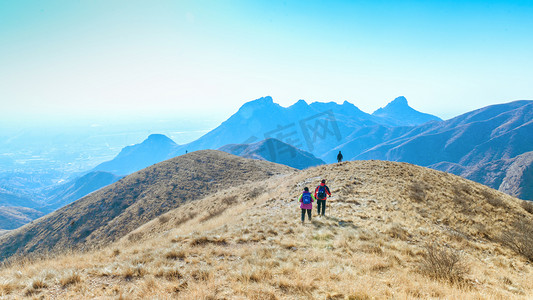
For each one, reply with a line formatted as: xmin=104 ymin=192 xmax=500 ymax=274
xmin=92 ymin=134 xmax=179 ymax=176
xmin=41 ymin=171 xmax=123 ymax=213
xmin=355 ymin=100 xmax=533 ymax=199
xmin=0 ymin=190 xmax=40 ymax=208
xmin=218 ymin=138 xmax=325 ymax=170
xmin=0 ymin=206 xmax=44 ymax=230
xmin=0 ymin=151 xmax=294 ymax=260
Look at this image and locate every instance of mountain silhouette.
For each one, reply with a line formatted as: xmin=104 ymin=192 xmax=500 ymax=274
xmin=0 ymin=206 xmax=44 ymax=230
xmin=92 ymin=134 xmax=178 ymax=175
xmin=372 ymin=96 xmax=442 ymax=126
xmin=40 ymin=171 xmax=122 ymax=213
xmin=218 ymin=138 xmax=325 ymax=169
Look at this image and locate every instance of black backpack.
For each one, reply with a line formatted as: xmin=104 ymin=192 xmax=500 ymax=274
xmin=317 ymin=186 xmax=327 ymax=199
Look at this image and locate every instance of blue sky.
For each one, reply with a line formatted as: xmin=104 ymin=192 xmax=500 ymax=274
xmin=1 ymin=0 xmax=532 ymax=124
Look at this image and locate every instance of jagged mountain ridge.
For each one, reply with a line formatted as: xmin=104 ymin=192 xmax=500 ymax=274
xmin=175 ymin=96 xmax=440 ymax=160
xmin=218 ymin=138 xmax=325 ymax=170
xmin=93 ymin=96 xmax=440 ymax=175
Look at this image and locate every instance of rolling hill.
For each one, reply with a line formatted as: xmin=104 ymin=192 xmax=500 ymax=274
xmin=92 ymin=134 xmax=179 ymax=176
xmin=218 ymin=138 xmax=325 ymax=169
xmin=1 ymin=157 xmax=533 ymax=298
xmin=0 ymin=150 xmax=294 ymax=260
xmin=0 ymin=206 xmax=44 ymax=230
xmin=40 ymin=171 xmax=122 ymax=213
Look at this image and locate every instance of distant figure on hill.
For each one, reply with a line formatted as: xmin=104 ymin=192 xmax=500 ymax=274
xmin=337 ymin=151 xmax=343 ymax=163
xmin=298 ymin=187 xmax=316 ymax=224
xmin=315 ymin=179 xmax=331 ymax=217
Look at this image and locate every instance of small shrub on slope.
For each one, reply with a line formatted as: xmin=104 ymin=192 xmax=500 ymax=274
xmin=521 ymin=200 xmax=533 ymax=214
xmin=500 ymin=218 xmax=533 ymax=261
xmin=420 ymin=243 xmax=468 ymax=284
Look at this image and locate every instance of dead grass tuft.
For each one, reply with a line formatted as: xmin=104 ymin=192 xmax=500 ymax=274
xmin=165 ymin=249 xmax=186 ymax=260
xmin=248 ymin=187 xmax=265 ymax=199
xmin=0 ymin=280 xmax=17 ymax=295
xmin=482 ymin=190 xmax=508 ymax=208
xmin=155 ymin=267 xmax=182 ymax=280
xmin=500 ymin=218 xmax=533 ymax=261
xmin=521 ymin=200 xmax=533 ymax=214
xmin=200 ymin=206 xmax=230 ymax=222
xmin=59 ymin=271 xmax=82 ymax=288
xmin=190 ymin=267 xmax=212 ymax=281
xmin=190 ymin=236 xmax=227 ymax=247
xmin=420 ymin=243 xmax=468 ymax=284
xmin=158 ymin=215 xmax=170 ymax=224
xmin=122 ymin=264 xmax=147 ymax=280
xmin=410 ymin=181 xmax=429 ymax=202
xmin=127 ymin=232 xmax=144 ymax=243
xmin=24 ymin=277 xmax=48 ymax=296
xmin=387 ymin=223 xmax=410 ymax=240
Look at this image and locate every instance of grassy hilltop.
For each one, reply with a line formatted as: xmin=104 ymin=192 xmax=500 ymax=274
xmin=1 ymin=152 xmax=533 ymax=299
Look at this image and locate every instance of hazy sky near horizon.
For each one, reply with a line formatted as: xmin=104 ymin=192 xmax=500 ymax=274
xmin=1 ymin=0 xmax=532 ymax=124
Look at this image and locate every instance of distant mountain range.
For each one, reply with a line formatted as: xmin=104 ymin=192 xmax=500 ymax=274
xmin=90 ymin=97 xmax=532 ymax=200
xmin=354 ymin=100 xmax=533 ymax=199
xmin=2 ymin=96 xmax=531 ymax=231
xmin=218 ymin=138 xmax=325 ymax=170
xmin=173 ymin=96 xmax=441 ymax=161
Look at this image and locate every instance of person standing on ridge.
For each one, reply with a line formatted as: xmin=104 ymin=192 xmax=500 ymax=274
xmin=298 ymin=187 xmax=316 ymax=224
xmin=337 ymin=151 xmax=343 ymax=163
xmin=315 ymin=179 xmax=331 ymax=217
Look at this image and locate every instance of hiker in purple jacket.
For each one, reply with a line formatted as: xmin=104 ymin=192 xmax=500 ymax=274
xmin=298 ymin=187 xmax=316 ymax=224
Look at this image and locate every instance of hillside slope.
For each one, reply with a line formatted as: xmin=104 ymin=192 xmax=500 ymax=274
xmin=219 ymin=138 xmax=325 ymax=169
xmin=40 ymin=171 xmax=122 ymax=213
xmin=92 ymin=134 xmax=179 ymax=176
xmin=0 ymin=206 xmax=44 ymax=230
xmin=356 ymin=100 xmax=533 ymax=199
xmin=0 ymin=151 xmax=294 ymax=260
xmin=2 ymin=160 xmax=533 ymax=299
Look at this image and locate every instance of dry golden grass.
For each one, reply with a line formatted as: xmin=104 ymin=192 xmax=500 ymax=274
xmin=0 ymin=150 xmax=294 ymax=260
xmin=1 ymin=159 xmax=533 ymax=299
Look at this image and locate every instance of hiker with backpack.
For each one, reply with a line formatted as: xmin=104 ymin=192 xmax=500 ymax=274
xmin=298 ymin=187 xmax=316 ymax=224
xmin=315 ymin=179 xmax=331 ymax=217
